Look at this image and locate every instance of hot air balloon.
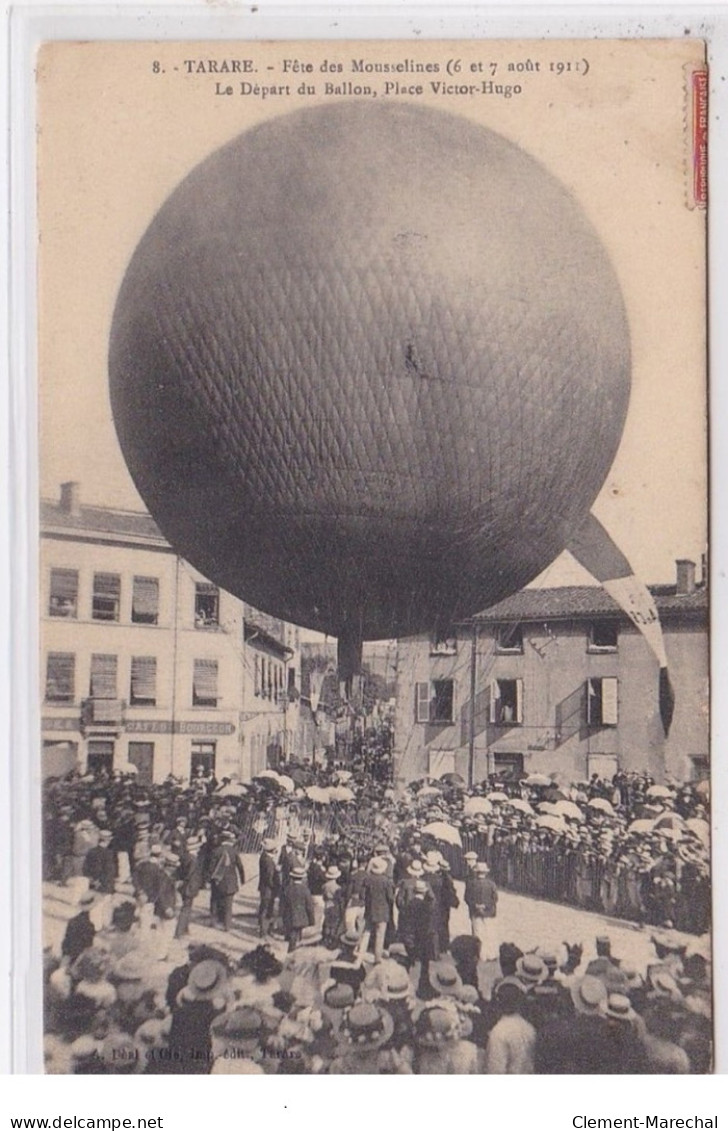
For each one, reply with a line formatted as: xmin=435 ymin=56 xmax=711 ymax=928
xmin=109 ymin=102 xmax=668 ymax=695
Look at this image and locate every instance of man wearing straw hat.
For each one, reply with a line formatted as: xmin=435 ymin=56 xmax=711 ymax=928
xmin=464 ymin=860 xmax=498 ymax=961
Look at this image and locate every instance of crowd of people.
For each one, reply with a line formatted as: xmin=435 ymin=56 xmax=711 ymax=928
xmin=42 ymin=760 xmax=711 ymax=1074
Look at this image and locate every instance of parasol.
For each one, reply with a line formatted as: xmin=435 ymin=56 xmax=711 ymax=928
xmin=646 ymin=784 xmax=674 ymax=799
xmin=421 ymin=821 xmax=462 ymax=847
xmin=628 ymin=818 xmax=655 ymax=834
xmin=463 ymin=797 xmax=493 ymax=817
xmin=305 ymin=786 xmax=331 ymax=805
xmin=329 ymin=785 xmax=355 ymax=802
xmin=587 ymin=798 xmax=615 ymax=815
xmin=534 ymin=814 xmax=567 ymax=832
xmin=685 ymin=818 xmax=709 ymax=845
xmin=523 ymin=773 xmax=552 ymax=787
xmin=486 ymin=792 xmax=509 ymax=802
xmin=506 ymin=799 xmax=535 ymax=815
xmin=552 ymin=800 xmax=584 ymax=821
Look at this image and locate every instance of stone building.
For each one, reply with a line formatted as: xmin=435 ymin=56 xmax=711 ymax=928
xmin=393 ymin=561 xmax=708 ymax=788
xmin=40 ymin=482 xmax=301 ymax=783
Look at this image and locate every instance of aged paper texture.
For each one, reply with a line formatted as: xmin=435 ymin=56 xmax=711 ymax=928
xmin=37 ymin=39 xmax=709 ymax=1076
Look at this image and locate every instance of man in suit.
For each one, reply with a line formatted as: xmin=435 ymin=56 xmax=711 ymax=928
xmin=360 ymin=856 xmax=395 ymax=963
xmin=209 ymin=830 xmax=246 ymax=932
xmin=464 ymin=861 xmax=498 ymax=961
xmin=280 ymin=865 xmax=315 ymax=952
xmin=258 ymin=838 xmax=280 ymax=939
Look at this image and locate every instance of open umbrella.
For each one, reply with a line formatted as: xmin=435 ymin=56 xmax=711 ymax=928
xmin=463 ymin=797 xmax=493 ymax=816
xmin=587 ymin=798 xmax=615 ymax=815
xmin=486 ymin=791 xmax=509 ymax=802
xmin=277 ymin=775 xmax=295 ymax=793
xmin=534 ymin=814 xmax=566 ymax=832
xmin=329 ymin=785 xmax=355 ymax=802
xmin=506 ymin=798 xmax=534 ymax=815
xmin=628 ymin=818 xmax=655 ymax=834
xmin=695 ymin=780 xmax=709 ymax=798
xmin=305 ymin=785 xmax=331 ymax=804
xmin=255 ymin=770 xmax=281 ymax=781
xmin=552 ymin=800 xmax=584 ymax=821
xmin=537 ymin=801 xmax=559 ymax=815
xmin=686 ymin=818 xmax=709 ymax=845
xmin=523 ymin=773 xmax=552 ymax=787
xmin=218 ymin=783 xmax=248 ymax=797
xmin=417 ymin=785 xmax=442 ymax=799
xmin=653 ymin=813 xmax=686 ymax=833
xmin=334 ymin=770 xmax=353 ymax=783
xmin=421 ymin=821 xmax=462 ymax=847
xmin=440 ymin=772 xmax=466 ymax=787
xmin=115 ymin=761 xmax=138 ymax=775
xmin=646 ymin=784 xmax=674 ymax=799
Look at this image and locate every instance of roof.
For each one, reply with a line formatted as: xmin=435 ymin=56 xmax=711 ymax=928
xmin=472 ymin=584 xmax=707 ymax=624
xmin=40 ymin=498 xmax=167 ymax=546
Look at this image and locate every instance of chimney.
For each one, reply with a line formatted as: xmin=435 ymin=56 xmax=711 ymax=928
xmin=676 ymin=559 xmax=696 ymax=596
xmin=60 ymin=481 xmax=81 ymax=517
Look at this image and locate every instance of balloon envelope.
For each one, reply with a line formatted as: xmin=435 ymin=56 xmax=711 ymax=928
xmin=109 ymin=102 xmax=630 ymax=642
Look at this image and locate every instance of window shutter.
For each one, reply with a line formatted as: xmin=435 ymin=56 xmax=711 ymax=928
xmin=46 ymin=653 xmax=75 ymax=700
xmin=131 ymin=656 xmax=157 ymax=701
xmin=489 ymin=681 xmax=499 ymax=724
xmin=602 ymin=677 xmax=619 ymax=725
xmin=50 ymin=569 xmax=78 ymax=598
xmin=515 ymin=678 xmax=524 ymax=724
xmin=90 ymin=654 xmax=118 ymax=698
xmin=94 ymin=573 xmax=121 ymax=596
xmin=586 ymin=679 xmax=595 ymax=725
xmin=132 ymin=577 xmax=159 ymax=618
xmin=415 ymin=681 xmax=430 ymax=723
xmin=193 ymin=659 xmax=218 ymax=701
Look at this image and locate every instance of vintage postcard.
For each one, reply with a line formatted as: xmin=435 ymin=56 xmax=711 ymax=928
xmin=37 ymin=38 xmax=709 ymax=1075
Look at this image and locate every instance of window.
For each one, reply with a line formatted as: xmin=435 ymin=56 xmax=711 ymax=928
xmin=87 ymin=740 xmax=114 ymax=775
xmin=429 ymin=637 xmax=457 ymax=657
xmin=414 ymin=679 xmax=454 ymax=724
xmin=493 ymin=752 xmax=524 ymax=778
xmin=130 ymin=656 xmax=157 ymax=706
xmin=49 ymin=569 xmax=78 ymax=618
xmin=89 ymin=653 xmax=118 ymax=699
xmin=132 ymin=576 xmax=159 ymax=624
xmin=589 ymin=620 xmax=618 ymax=652
xmin=92 ymin=573 xmax=121 ymax=621
xmin=195 ymin=582 xmax=219 ymax=628
xmin=193 ymin=658 xmax=219 ymax=706
xmin=690 ymin=755 xmax=709 ymax=783
xmin=496 ymin=624 xmax=524 ymax=653
xmin=191 ymin=741 xmax=216 ymax=776
xmin=46 ymin=653 xmax=75 ymax=702
xmin=128 ymin=742 xmax=155 ymax=785
xmin=586 ymin=677 xmax=618 ymax=726
xmin=489 ymin=679 xmax=523 ymax=725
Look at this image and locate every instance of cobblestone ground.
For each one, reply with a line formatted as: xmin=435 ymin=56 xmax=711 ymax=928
xmin=43 ymin=854 xmax=703 ymax=998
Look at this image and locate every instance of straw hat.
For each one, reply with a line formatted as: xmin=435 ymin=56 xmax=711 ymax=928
xmin=340 ymin=1003 xmax=394 ymax=1051
xmin=570 ymin=975 xmax=608 ymax=1014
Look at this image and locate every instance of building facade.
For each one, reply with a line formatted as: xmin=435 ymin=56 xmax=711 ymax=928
xmin=41 ymin=483 xmax=300 ymax=783
xmin=393 ymin=562 xmax=708 ymax=788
